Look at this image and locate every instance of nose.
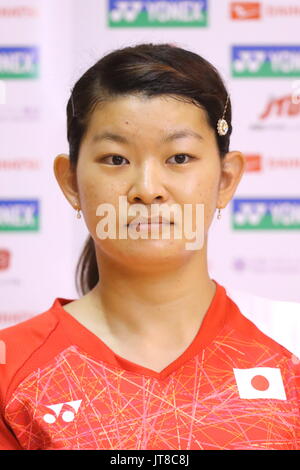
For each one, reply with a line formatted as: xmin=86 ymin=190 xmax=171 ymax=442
xmin=127 ymin=159 xmax=168 ymax=205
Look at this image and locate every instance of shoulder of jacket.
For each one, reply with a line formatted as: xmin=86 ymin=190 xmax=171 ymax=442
xmin=0 ymin=304 xmax=60 ymax=410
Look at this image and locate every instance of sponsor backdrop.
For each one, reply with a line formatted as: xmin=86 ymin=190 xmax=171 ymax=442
xmin=0 ymin=0 xmax=299 ymax=327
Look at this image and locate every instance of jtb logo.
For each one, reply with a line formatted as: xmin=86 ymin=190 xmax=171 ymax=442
xmin=43 ymin=399 xmax=82 ymax=423
xmin=259 ymin=94 xmax=300 ymax=119
xmin=233 ymin=367 xmax=287 ymax=400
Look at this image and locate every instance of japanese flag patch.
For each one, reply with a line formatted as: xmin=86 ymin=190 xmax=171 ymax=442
xmin=233 ymin=367 xmax=287 ymax=400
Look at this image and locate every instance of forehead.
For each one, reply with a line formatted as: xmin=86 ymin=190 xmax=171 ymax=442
xmin=85 ymin=94 xmax=212 ymax=139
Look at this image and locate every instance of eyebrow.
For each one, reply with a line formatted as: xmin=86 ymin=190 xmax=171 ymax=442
xmin=91 ymin=129 xmax=204 ymax=145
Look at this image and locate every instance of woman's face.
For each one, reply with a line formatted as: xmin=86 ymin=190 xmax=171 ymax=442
xmin=58 ymin=94 xmax=244 ymax=271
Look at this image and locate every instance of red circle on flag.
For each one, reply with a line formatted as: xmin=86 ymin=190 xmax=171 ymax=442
xmin=251 ymin=375 xmax=270 ymax=391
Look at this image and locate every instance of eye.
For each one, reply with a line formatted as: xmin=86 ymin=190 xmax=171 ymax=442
xmin=167 ymin=153 xmax=195 ymax=164
xmin=99 ymin=153 xmax=195 ymax=165
xmin=101 ymin=155 xmax=129 ymax=166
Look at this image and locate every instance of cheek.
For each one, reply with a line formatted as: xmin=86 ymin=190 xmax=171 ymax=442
xmin=78 ymin=175 xmax=124 ymax=238
xmin=180 ymin=174 xmax=219 ymax=205
xmin=184 ymin=177 xmax=219 ymax=229
xmin=78 ymin=172 xmax=118 ymax=210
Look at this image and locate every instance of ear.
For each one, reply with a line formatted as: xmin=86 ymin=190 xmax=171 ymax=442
xmin=217 ymin=151 xmax=246 ymax=209
xmin=53 ymin=153 xmax=80 ymax=209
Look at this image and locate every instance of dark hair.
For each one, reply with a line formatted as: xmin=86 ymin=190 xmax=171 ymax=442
xmin=66 ymin=42 xmax=232 ymax=297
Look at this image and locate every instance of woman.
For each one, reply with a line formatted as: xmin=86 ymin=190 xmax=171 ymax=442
xmin=1 ymin=42 xmax=300 ymax=450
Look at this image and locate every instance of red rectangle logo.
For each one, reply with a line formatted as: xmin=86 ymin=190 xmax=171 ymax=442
xmin=244 ymin=154 xmax=262 ymax=172
xmin=230 ymin=2 xmax=261 ymax=20
xmin=0 ymin=249 xmax=10 ymax=270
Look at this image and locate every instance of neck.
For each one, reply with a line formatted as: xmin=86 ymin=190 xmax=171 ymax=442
xmin=87 ymin=242 xmax=216 ymax=344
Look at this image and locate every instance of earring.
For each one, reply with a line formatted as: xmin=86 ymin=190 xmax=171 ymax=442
xmin=217 ymin=208 xmax=222 ymax=220
xmin=75 ymin=204 xmax=81 ymax=219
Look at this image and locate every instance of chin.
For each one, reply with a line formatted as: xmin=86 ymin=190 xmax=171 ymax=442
xmin=97 ymin=237 xmax=197 ymax=262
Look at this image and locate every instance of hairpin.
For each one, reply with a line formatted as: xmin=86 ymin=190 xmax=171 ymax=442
xmin=217 ymin=94 xmax=229 ymax=136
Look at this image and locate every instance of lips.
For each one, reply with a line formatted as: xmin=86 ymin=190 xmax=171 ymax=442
xmin=127 ymin=222 xmax=174 ymax=228
xmin=126 ymin=216 xmax=174 ymax=227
